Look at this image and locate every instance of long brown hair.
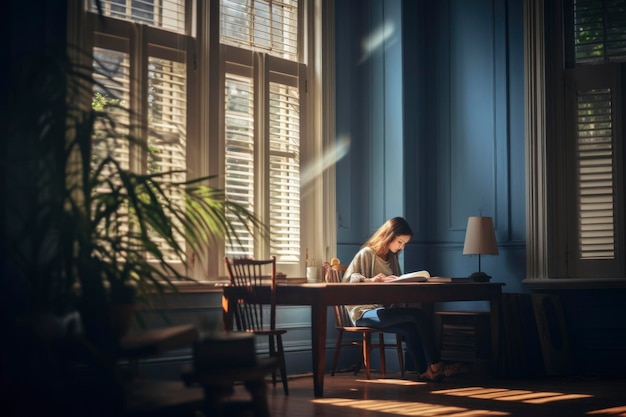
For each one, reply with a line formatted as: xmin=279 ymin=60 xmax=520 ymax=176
xmin=363 ymin=217 xmax=413 ymax=258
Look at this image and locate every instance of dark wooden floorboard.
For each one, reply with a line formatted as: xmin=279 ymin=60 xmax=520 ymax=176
xmin=225 ymin=370 xmax=626 ymax=417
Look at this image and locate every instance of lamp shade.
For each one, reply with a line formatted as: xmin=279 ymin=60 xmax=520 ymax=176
xmin=463 ymin=216 xmax=499 ymax=255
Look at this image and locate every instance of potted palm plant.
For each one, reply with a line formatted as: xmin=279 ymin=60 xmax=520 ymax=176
xmin=3 ymin=44 xmax=263 ymax=359
xmin=1 ymin=5 xmax=267 ymax=417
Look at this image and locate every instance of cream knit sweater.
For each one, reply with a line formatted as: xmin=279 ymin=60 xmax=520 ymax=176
xmin=342 ymin=246 xmax=402 ymax=323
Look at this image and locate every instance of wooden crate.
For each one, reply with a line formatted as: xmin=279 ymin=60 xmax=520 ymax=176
xmin=435 ymin=311 xmax=491 ymax=374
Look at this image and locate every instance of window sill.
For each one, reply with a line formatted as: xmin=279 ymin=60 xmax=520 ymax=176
xmin=172 ymin=277 xmax=308 ymax=293
xmin=172 ymin=281 xmax=229 ymax=293
xmin=522 ymin=277 xmax=626 ymax=290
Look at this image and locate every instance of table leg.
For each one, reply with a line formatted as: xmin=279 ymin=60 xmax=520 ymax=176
xmin=222 ymin=294 xmax=234 ymax=331
xmin=490 ymin=296 xmax=501 ymax=374
xmin=310 ymin=303 xmax=327 ymax=397
xmin=244 ymin=378 xmax=270 ymax=417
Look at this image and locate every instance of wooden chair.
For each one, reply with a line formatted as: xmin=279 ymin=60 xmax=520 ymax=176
xmin=224 ymin=256 xmax=289 ymax=395
xmin=323 ymin=262 xmax=405 ymax=379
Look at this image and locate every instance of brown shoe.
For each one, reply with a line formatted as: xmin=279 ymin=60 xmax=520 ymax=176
xmin=418 ymin=363 xmax=445 ymax=382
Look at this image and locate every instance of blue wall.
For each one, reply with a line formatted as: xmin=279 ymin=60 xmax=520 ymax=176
xmin=133 ymin=0 xmax=626 ymax=382
xmin=335 ymin=0 xmax=526 ymax=293
xmin=333 ymin=0 xmax=626 ymax=378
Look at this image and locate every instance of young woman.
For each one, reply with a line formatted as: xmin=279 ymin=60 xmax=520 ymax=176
xmin=342 ymin=216 xmax=445 ymax=381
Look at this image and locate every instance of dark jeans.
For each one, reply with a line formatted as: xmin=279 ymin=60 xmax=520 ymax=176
xmin=355 ymin=307 xmax=440 ymax=373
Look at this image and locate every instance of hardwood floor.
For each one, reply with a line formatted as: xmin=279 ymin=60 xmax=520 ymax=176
xmin=231 ymin=370 xmax=626 ymax=417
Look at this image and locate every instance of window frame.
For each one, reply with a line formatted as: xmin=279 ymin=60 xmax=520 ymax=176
xmin=524 ymin=0 xmax=626 ymax=286
xmin=564 ymin=64 xmax=625 ymax=277
xmin=219 ymin=44 xmax=307 ymax=276
xmin=84 ymin=9 xmax=201 ymax=275
xmin=213 ymin=0 xmax=309 ymax=278
xmin=78 ymin=0 xmax=336 ymax=281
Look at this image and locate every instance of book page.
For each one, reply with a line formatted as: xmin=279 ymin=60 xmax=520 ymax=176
xmin=391 ymin=270 xmax=430 ymax=282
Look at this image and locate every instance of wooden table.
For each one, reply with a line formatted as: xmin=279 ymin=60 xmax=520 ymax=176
xmin=119 ymin=324 xmax=199 ymax=358
xmin=222 ymin=281 xmax=504 ymax=397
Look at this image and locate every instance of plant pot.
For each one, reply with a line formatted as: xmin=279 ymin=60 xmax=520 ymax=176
xmin=109 ymin=284 xmax=136 ymax=338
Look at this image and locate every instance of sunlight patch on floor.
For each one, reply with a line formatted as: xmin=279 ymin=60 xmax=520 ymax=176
xmin=355 ymin=378 xmax=423 ymax=386
xmin=587 ymin=405 xmax=626 ymax=416
xmin=313 ymin=398 xmax=509 ymax=416
xmin=432 ymin=386 xmax=592 ymax=404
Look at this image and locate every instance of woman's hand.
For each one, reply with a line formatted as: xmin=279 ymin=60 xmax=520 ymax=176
xmin=372 ymin=274 xmax=397 ymax=282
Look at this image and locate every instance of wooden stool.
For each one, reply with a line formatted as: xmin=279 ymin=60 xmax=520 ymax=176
xmin=181 ymin=358 xmax=279 ymax=417
xmin=436 ymin=311 xmax=491 ymax=374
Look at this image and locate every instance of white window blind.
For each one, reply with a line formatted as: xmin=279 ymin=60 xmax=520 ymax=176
xmin=268 ymin=79 xmax=300 ymax=262
xmin=146 ymin=50 xmax=188 ymax=261
xmin=565 ymin=63 xmax=623 ymax=278
xmin=223 ymin=65 xmax=302 ymax=262
xmin=89 ymin=13 xmax=192 ymax=264
xmin=575 ymin=88 xmax=615 ymax=259
xmin=92 ymin=45 xmax=131 ymax=171
xmin=220 ymin=0 xmax=304 ymax=268
xmin=224 ymin=72 xmax=256 ymax=258
xmin=90 ymin=44 xmax=134 ymax=259
xmin=220 ymin=0 xmax=299 ymax=60
xmin=223 ymin=61 xmax=302 ymax=263
xmin=89 ymin=0 xmax=187 ymax=34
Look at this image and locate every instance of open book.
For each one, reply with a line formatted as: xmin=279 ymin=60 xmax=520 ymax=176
xmin=390 ymin=270 xmax=431 ymax=282
xmin=390 ymin=270 xmax=455 ymax=283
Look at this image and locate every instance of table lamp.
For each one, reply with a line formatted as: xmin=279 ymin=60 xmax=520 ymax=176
xmin=462 ymin=216 xmax=499 ymax=280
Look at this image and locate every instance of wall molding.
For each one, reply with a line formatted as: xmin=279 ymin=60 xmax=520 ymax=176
xmin=524 ymin=0 xmax=550 ymax=280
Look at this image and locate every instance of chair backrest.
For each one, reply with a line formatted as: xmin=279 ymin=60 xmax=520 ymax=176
xmin=323 ymin=262 xmax=353 ymax=328
xmin=224 ymin=256 xmax=277 ymax=332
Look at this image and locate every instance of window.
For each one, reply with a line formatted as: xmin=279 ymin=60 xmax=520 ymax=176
xmin=526 ymin=0 xmax=626 ymax=281
xmin=564 ymin=65 xmax=624 ymax=277
xmin=86 ymin=6 xmax=194 ymax=265
xmin=222 ymin=48 xmax=304 ymax=266
xmin=220 ymin=0 xmax=299 ymax=60
xmin=573 ymin=87 xmax=614 ymax=260
xmin=563 ymin=0 xmax=626 ymax=278
xmin=81 ymin=0 xmax=327 ymax=280
xmin=219 ymin=0 xmax=305 ymax=274
xmin=570 ymin=0 xmax=626 ymax=64
xmin=88 ymin=0 xmax=187 ymax=34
